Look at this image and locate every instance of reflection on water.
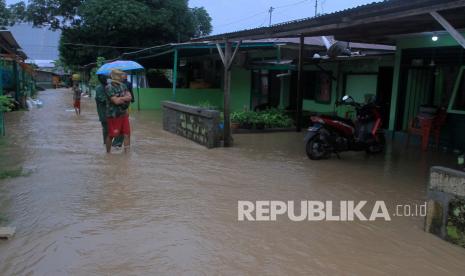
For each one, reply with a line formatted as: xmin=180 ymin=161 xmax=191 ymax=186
xmin=0 ymin=89 xmax=464 ymax=275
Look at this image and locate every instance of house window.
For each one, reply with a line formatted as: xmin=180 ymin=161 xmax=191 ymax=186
xmin=303 ymin=71 xmax=332 ymax=103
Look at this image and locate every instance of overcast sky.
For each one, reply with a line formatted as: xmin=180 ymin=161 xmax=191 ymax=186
xmin=6 ymin=0 xmax=377 ymax=34
xmin=189 ymin=0 xmax=377 ymax=34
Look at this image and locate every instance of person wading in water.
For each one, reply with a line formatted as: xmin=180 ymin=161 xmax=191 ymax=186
xmin=105 ymin=69 xmax=132 ymax=153
xmin=72 ymin=74 xmax=81 ymax=115
xmin=95 ymin=75 xmax=123 ymax=147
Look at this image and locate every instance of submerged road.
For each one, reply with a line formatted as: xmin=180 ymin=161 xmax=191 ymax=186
xmin=0 ymin=88 xmax=465 ymax=275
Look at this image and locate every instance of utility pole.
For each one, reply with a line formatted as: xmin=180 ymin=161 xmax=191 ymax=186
xmin=314 ymin=0 xmax=318 ymax=17
xmin=268 ymin=6 xmax=275 ymax=26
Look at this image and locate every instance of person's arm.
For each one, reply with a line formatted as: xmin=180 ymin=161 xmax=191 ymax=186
xmin=123 ymin=90 xmax=132 ymax=102
xmin=110 ymin=96 xmax=128 ymax=105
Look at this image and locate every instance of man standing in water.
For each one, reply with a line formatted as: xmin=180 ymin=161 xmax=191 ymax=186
xmin=105 ymin=69 xmax=132 ymax=153
xmin=95 ymin=75 xmax=124 ymax=147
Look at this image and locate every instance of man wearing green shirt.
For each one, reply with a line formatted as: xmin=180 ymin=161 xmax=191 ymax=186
xmin=95 ymin=75 xmax=123 ymax=146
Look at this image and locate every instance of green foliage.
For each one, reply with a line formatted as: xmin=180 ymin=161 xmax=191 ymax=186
xmin=89 ymin=57 xmax=106 ymax=89
xmin=0 ymin=0 xmax=9 ymax=27
xmin=196 ymin=100 xmax=218 ymax=110
xmin=0 ymin=0 xmax=28 ymax=27
xmin=449 ymin=198 xmax=465 ymax=232
xmin=190 ymin=7 xmax=212 ymax=37
xmin=0 ymin=168 xmax=30 ymax=180
xmin=0 ymin=96 xmax=14 ymax=112
xmin=8 ymin=1 xmax=27 ymax=23
xmin=22 ymin=0 xmax=212 ymax=66
xmin=231 ymin=109 xmax=294 ymax=129
xmin=26 ymin=0 xmax=83 ymax=29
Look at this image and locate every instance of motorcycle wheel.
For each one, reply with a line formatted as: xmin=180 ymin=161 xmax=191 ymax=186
xmin=366 ymin=133 xmax=385 ymax=154
xmin=306 ymin=136 xmax=330 ymax=160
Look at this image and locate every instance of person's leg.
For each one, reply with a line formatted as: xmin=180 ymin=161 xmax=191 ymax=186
xmin=101 ymin=121 xmax=108 ymax=144
xmin=112 ymin=135 xmax=124 ymax=147
xmin=106 ymin=117 xmax=118 ymax=153
xmin=122 ymin=114 xmax=131 ymax=153
xmin=123 ymin=135 xmax=130 ymax=153
xmin=105 ymin=136 xmax=112 ymax=153
xmin=74 ymin=100 xmax=78 ymax=115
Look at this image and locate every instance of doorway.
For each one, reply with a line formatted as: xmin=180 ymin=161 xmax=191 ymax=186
xmin=377 ymin=67 xmax=394 ymax=128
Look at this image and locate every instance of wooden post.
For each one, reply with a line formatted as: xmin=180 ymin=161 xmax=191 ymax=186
xmin=136 ymin=73 xmax=140 ymax=111
xmin=172 ymin=49 xmax=179 ymax=101
xmin=216 ymin=40 xmax=241 ymax=147
xmin=296 ymin=35 xmax=305 ymax=132
xmin=223 ymin=40 xmax=232 ymax=147
xmin=430 ymin=11 xmax=465 ymax=49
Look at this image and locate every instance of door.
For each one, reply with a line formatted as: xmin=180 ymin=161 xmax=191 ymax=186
xmin=377 ymin=67 xmax=394 ymax=128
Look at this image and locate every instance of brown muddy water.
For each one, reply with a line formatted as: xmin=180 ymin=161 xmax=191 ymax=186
xmin=0 ymin=89 xmax=465 ymax=275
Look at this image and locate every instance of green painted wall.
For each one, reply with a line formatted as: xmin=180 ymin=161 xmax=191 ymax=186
xmin=134 ymin=67 xmax=251 ymax=111
xmin=134 ymin=88 xmax=223 ymax=110
xmin=397 ymin=33 xmax=465 ymax=49
xmin=345 ymin=74 xmax=378 ymax=103
xmin=302 ymin=57 xmax=393 ymax=116
xmin=230 ymin=67 xmax=251 ymax=111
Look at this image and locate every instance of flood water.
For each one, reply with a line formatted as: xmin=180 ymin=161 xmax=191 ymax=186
xmin=1 ymin=88 xmax=465 ymax=275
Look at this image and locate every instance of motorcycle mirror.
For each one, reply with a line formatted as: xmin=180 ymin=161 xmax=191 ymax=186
xmin=342 ymin=95 xmax=353 ymax=102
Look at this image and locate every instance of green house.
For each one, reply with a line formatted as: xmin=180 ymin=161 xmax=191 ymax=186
xmin=123 ymin=40 xmax=394 ymax=121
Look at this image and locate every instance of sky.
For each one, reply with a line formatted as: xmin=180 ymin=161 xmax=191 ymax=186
xmin=7 ymin=0 xmax=378 ymax=34
xmin=188 ymin=0 xmax=378 ymax=34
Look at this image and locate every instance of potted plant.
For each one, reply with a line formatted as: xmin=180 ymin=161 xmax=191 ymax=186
xmin=231 ymin=111 xmax=243 ymax=129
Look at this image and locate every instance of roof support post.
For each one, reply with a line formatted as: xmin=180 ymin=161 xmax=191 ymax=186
xmin=136 ymin=73 xmax=140 ymax=111
xmin=216 ymin=40 xmax=242 ymax=147
xmin=0 ymin=56 xmax=3 ymax=96
xmin=296 ymin=35 xmax=305 ymax=132
xmin=0 ymin=57 xmax=4 ymax=136
xmin=430 ymin=11 xmax=465 ymax=49
xmin=172 ymin=49 xmax=179 ymax=101
xmin=223 ymin=40 xmax=233 ymax=147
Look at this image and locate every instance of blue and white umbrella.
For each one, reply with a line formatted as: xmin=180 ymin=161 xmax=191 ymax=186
xmin=96 ymin=60 xmax=144 ymax=75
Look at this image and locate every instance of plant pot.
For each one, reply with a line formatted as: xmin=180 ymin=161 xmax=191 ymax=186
xmin=231 ymin=122 xmax=240 ymax=129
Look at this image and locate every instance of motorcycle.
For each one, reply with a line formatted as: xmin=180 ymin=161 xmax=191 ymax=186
xmin=304 ymin=95 xmax=385 ymax=160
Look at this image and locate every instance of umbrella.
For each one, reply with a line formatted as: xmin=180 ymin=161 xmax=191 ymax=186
xmin=96 ymin=60 xmax=144 ymax=75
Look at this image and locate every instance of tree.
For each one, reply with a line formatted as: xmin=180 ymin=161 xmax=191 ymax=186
xmin=190 ymin=7 xmax=212 ymax=38
xmin=0 ymin=0 xmax=10 ymax=27
xmin=23 ymin=0 xmax=213 ymax=66
xmin=89 ymin=57 xmax=105 ymax=89
xmin=8 ymin=2 xmax=28 ymax=23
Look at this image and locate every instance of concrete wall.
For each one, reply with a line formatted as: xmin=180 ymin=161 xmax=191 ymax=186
xmin=426 ymin=166 xmax=465 ymax=245
xmin=162 ymin=101 xmax=221 ymax=148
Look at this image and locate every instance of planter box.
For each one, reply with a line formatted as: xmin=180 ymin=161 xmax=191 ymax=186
xmin=232 ymin=127 xmax=295 ymax=134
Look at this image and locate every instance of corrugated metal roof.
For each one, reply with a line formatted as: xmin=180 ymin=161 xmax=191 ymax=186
xmin=0 ymin=30 xmax=21 ymax=50
xmin=197 ymin=0 xmax=464 ymax=42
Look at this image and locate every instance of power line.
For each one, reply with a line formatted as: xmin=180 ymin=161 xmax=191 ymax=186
xmin=62 ymin=43 xmax=145 ymax=49
xmin=215 ymin=0 xmax=310 ymax=28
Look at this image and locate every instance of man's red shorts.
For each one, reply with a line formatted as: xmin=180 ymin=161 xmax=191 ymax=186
xmin=107 ymin=114 xmax=130 ymax=138
xmin=73 ymin=99 xmax=80 ymax=109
